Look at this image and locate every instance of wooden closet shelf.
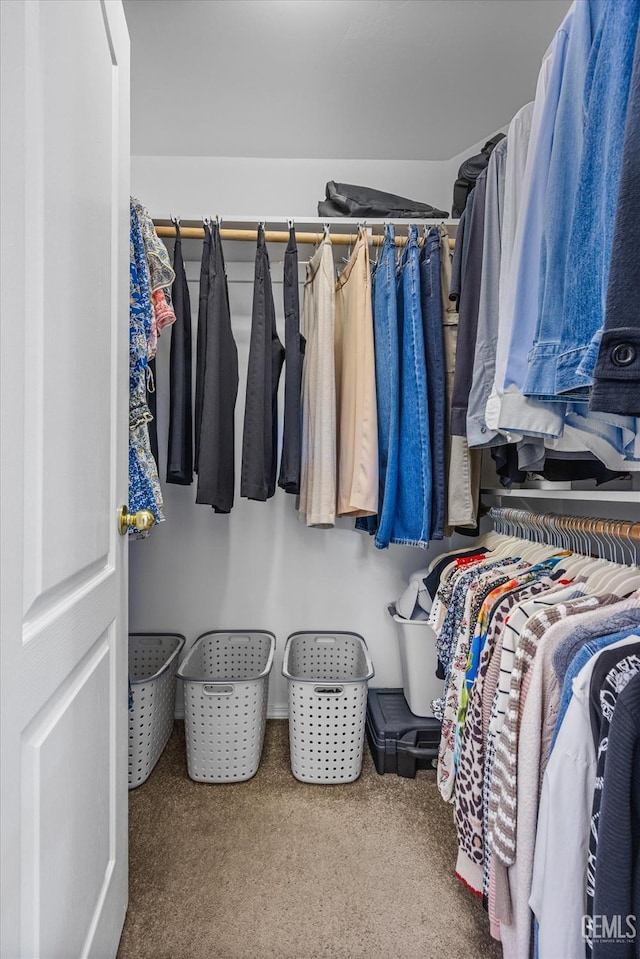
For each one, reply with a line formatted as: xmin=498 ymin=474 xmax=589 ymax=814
xmin=482 ymin=487 xmax=640 ymax=504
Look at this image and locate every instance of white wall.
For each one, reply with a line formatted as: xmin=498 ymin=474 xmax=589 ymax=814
xmin=131 ymin=155 xmax=453 ymax=221
xmin=128 ymin=190 xmax=458 ymax=715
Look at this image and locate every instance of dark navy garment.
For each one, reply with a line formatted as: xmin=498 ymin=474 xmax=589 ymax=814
xmin=166 ymin=223 xmax=193 ymax=485
xmin=278 ymin=227 xmax=304 ymax=494
xmin=241 ymin=225 xmax=285 ymax=501
xmin=592 ymin=672 xmax=640 ymax=959
xmin=194 ymin=223 xmax=238 ymax=513
xmin=591 ymin=27 xmax=640 ymax=415
xmin=449 ymin=170 xmax=487 ymax=436
xmin=420 ymin=228 xmax=446 ymax=540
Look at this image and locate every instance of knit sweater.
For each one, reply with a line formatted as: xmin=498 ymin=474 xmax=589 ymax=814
xmin=488 ymin=594 xmax=618 ymax=865
xmin=501 ymin=602 xmax=640 ymax=959
xmin=455 ymin=580 xmax=574 ymax=868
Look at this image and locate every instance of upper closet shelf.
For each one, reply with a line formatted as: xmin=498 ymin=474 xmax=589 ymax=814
xmin=482 ymin=487 xmax=640 ymax=503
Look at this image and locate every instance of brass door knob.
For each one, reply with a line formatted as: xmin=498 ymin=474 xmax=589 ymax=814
xmin=118 ymin=506 xmax=156 ymax=536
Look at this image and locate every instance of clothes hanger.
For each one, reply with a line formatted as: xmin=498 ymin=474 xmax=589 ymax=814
xmin=508 ymin=514 xmax=554 ymax=563
xmin=485 ymin=511 xmax=528 ymax=559
xmin=527 ymin=512 xmax=566 ymax=564
xmin=562 ymin=515 xmax=608 ymax=578
xmin=581 ymin=518 xmax=627 ymax=595
xmin=594 ymin=521 xmax=640 ymax=596
xmin=551 ymin=515 xmax=596 ymax=580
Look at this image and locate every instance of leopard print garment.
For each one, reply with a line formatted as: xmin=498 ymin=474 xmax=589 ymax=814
xmin=454 ymin=578 xmax=555 ymax=866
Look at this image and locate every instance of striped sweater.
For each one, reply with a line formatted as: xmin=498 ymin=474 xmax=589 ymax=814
xmin=487 ymin=594 xmax=618 ymax=866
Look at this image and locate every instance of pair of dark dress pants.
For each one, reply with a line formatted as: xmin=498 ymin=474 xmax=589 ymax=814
xmin=241 ymin=225 xmax=285 ymax=500
xmin=420 ymin=228 xmax=446 ymax=540
xmin=166 ymin=223 xmax=193 ymax=484
xmin=278 ymin=226 xmax=304 ymax=494
xmin=194 ymin=222 xmax=239 ymax=512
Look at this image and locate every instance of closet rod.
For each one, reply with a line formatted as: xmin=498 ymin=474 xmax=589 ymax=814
xmin=153 ymin=223 xmax=456 ymax=249
xmin=489 ymin=506 xmax=640 ymax=545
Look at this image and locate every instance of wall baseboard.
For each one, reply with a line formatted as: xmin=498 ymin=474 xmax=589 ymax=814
xmin=267 ymin=705 xmax=289 ymax=719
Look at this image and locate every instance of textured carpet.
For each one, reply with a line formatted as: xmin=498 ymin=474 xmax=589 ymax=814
xmin=118 ymin=721 xmax=501 ymax=959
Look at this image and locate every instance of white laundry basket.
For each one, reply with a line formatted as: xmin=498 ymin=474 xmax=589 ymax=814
xmin=282 ymin=631 xmax=375 ymax=784
xmin=388 ymin=604 xmax=443 ymax=717
xmin=177 ymin=630 xmax=275 ymax=783
xmin=128 ymin=632 xmax=185 ymax=789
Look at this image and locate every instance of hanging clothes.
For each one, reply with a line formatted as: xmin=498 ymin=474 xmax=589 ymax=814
xmin=531 ymin=628 xmax=640 ymax=958
xmin=367 ymin=224 xmax=400 ymax=549
xmin=278 ymin=226 xmax=304 ymax=494
xmin=591 ymin=670 xmax=640 ymax=959
xmin=522 ymin=0 xmax=607 ymax=406
xmin=427 ymin=517 xmax=640 ymax=958
xmin=194 ymin=223 xmax=211 ymax=479
xmin=166 ymin=222 xmax=193 ymax=485
xmin=466 ymin=138 xmax=508 ymax=448
xmin=556 ymin=0 xmax=640 ymax=396
xmin=438 ymin=224 xmax=460 ymax=538
xmin=194 ymin=222 xmax=238 ymax=513
xmin=133 ymin=199 xmax=176 ymax=359
xmin=389 ymin=225 xmax=432 ymax=548
xmin=447 ymin=186 xmax=483 ymax=530
xmin=298 ymin=232 xmax=336 ymax=528
xmin=241 ymin=225 xmax=285 ymax=501
xmin=586 ymin=641 xmax=640 ymax=950
xmin=420 ymin=227 xmax=446 ymax=541
xmin=128 ymin=201 xmax=165 ymax=531
xmin=334 ymin=228 xmax=378 ymax=518
xmin=591 ymin=26 xmax=640 ymax=417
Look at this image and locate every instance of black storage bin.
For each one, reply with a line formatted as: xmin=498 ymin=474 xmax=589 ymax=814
xmin=366 ymin=688 xmax=441 ymax=778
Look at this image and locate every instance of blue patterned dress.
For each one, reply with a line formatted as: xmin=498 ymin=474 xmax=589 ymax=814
xmin=128 ymin=203 xmax=165 ymax=531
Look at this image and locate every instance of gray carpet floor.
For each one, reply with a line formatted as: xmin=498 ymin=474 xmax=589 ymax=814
xmin=118 ymin=721 xmax=501 ymax=959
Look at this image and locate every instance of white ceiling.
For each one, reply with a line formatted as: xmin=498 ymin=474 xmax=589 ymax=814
xmin=125 ymin=0 xmax=571 ymax=162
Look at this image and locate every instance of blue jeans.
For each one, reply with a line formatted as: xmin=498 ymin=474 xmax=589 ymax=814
xmin=390 ymin=226 xmax=432 ymax=548
xmin=358 ymin=225 xmax=400 ymax=548
xmin=420 ymin=228 xmax=445 ymax=540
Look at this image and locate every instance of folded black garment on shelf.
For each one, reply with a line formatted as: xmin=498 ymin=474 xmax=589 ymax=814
xmin=318 ymin=180 xmax=449 ymax=219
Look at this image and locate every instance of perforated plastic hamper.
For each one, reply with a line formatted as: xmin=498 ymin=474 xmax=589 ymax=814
xmin=128 ymin=632 xmax=185 ymax=789
xmin=282 ymin=631 xmax=375 ymax=784
xmin=177 ymin=630 xmax=275 ymax=783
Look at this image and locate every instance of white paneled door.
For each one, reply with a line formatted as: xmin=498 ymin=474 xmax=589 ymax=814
xmin=0 ymin=2 xmax=130 ymax=957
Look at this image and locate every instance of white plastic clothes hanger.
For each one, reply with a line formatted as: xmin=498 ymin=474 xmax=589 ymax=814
xmin=593 ymin=522 xmax=640 ymax=596
xmin=582 ymin=519 xmax=635 ymax=596
xmin=508 ymin=514 xmax=558 ymax=564
xmin=551 ymin=516 xmax=600 ymax=581
xmin=486 ymin=511 xmax=542 ymax=561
